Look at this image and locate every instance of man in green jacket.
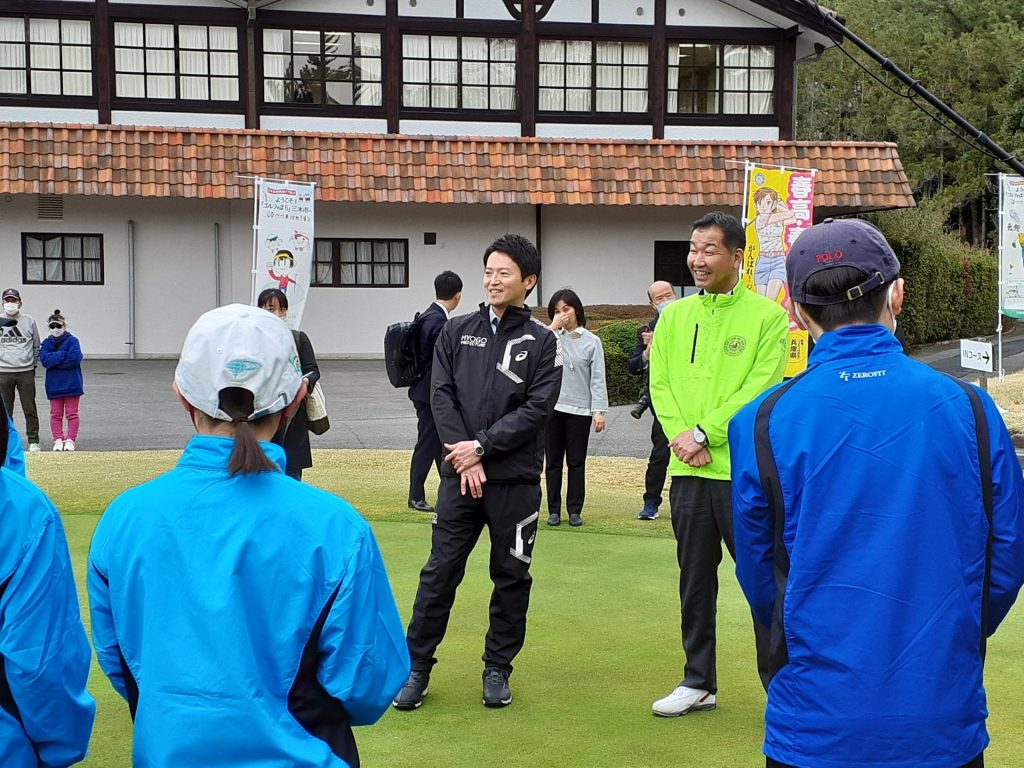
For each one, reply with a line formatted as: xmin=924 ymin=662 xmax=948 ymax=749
xmin=649 ymin=211 xmax=788 ymax=717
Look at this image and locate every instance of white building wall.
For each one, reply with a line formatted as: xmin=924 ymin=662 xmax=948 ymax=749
xmin=542 ymin=0 xmax=594 ymax=24
xmin=536 ymin=123 xmax=653 ymax=141
xmin=110 ymin=111 xmax=246 ymax=130
xmin=664 ymin=125 xmax=780 ymax=141
xmin=1 ymin=107 xmax=98 ymax=123
xmin=259 ymin=116 xmax=389 ymax=134
xmin=601 ymin=1 xmax=655 ymax=25
xmin=399 ymin=0 xmax=457 ymax=17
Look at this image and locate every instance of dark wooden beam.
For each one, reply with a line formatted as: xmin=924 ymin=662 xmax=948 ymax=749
xmin=777 ymin=27 xmax=797 ymax=140
xmin=95 ymin=0 xmax=111 ymax=124
xmin=519 ymin=0 xmax=537 ymax=136
xmin=244 ymin=4 xmax=257 ymax=128
xmin=385 ymin=0 xmax=400 ymax=134
xmin=650 ymin=0 xmax=666 ymax=139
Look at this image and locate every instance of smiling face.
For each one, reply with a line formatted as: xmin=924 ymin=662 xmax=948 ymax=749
xmin=552 ymin=299 xmax=578 ymax=330
xmin=688 ymin=225 xmax=742 ymax=294
xmin=484 ymin=251 xmax=535 ymax=314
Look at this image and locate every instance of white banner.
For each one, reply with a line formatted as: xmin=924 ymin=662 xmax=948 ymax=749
xmin=252 ymin=178 xmax=316 ymax=329
xmin=999 ymin=174 xmax=1024 ymax=319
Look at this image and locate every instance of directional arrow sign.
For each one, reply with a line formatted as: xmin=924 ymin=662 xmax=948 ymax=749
xmin=960 ymin=339 xmax=994 ymax=373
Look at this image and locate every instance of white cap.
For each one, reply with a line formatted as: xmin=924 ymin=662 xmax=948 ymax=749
xmin=174 ymin=303 xmax=302 ymax=422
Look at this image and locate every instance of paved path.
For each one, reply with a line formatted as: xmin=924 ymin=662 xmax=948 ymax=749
xmin=14 ymin=327 xmax=1024 ymax=457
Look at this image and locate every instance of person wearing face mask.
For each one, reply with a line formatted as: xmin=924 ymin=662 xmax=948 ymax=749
xmin=0 ymin=289 xmax=41 ymax=452
xmin=628 ymin=281 xmax=677 ymax=521
xmin=730 ymin=218 xmax=1024 ymax=768
xmin=39 ymin=310 xmax=84 ymax=452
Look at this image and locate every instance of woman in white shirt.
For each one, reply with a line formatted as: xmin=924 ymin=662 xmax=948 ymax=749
xmin=544 ymin=288 xmax=608 ymax=527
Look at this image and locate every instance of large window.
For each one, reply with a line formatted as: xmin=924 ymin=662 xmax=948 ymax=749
xmin=114 ymin=22 xmax=239 ymax=101
xmin=263 ymin=29 xmax=382 ymax=106
xmin=314 ymin=239 xmax=408 ymax=287
xmin=403 ymin=35 xmax=516 ymax=110
xmin=0 ymin=17 xmax=92 ymax=97
xmin=538 ymin=39 xmax=648 ymax=114
xmin=667 ymin=43 xmax=774 ymax=115
xmin=22 ymin=233 xmax=103 ymax=285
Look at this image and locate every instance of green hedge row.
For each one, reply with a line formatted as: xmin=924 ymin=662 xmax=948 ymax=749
xmin=594 ymin=319 xmax=644 ymax=407
xmin=868 ymin=207 xmax=998 ymax=347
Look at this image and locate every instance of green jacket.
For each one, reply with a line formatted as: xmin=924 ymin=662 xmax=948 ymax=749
xmin=649 ymin=282 xmax=788 ymax=480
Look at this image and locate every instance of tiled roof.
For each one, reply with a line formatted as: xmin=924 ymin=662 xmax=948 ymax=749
xmin=0 ymin=123 xmax=914 ymax=215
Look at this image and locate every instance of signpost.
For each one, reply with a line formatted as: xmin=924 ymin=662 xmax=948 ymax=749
xmin=960 ymin=338 xmax=994 ymax=389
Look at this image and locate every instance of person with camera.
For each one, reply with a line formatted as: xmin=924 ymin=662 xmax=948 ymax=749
xmin=407 ymin=271 xmax=463 ymax=513
xmin=628 ymin=280 xmax=677 ymax=521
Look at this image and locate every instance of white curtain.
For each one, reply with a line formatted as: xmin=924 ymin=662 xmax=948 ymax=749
xmin=749 ymin=45 xmax=775 ymax=114
xmin=538 ymin=40 xmax=564 ymax=111
xmin=564 ymin=39 xmax=591 ymax=111
xmin=263 ymin=29 xmax=288 ymax=102
xmin=622 ymin=41 xmax=648 ymax=112
xmin=209 ymin=27 xmax=238 ymax=100
xmin=29 ymin=18 xmax=60 ymax=95
xmin=402 ymin=34 xmax=430 ymax=107
xmin=461 ymin=36 xmax=488 ymax=109
xmin=354 ymin=32 xmax=382 ymax=106
xmin=595 ymin=41 xmax=621 ymax=112
xmin=430 ymin=36 xmax=458 ymax=108
xmin=490 ymin=37 xmax=516 ymax=110
xmin=61 ymin=20 xmax=92 ymax=94
xmin=0 ymin=19 xmax=26 ymax=94
xmin=723 ymin=44 xmax=749 ymax=114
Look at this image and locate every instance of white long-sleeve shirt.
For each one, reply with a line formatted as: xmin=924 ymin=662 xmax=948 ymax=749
xmin=552 ymin=327 xmax=608 ymax=416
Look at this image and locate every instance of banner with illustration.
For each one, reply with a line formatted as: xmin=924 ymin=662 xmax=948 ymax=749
xmin=741 ymin=164 xmax=816 ymax=377
xmin=999 ymin=175 xmax=1024 ymax=319
xmin=252 ymin=178 xmax=316 ymax=329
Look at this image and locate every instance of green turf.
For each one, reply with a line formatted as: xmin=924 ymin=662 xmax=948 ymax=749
xmin=29 ymin=449 xmax=1024 ymax=767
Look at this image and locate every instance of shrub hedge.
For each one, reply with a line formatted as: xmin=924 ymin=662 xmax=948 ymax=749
xmin=594 ymin=319 xmax=644 ymax=407
xmin=867 ymin=206 xmax=998 ymax=346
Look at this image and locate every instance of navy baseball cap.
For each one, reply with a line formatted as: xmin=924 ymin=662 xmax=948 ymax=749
xmin=787 ymin=219 xmax=900 ymax=306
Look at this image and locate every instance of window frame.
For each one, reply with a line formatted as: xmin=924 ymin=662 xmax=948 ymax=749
xmin=110 ymin=16 xmax=244 ymax=112
xmin=313 ymin=238 xmax=410 ymax=288
xmin=22 ymin=232 xmax=105 ymax=286
xmin=536 ymin=36 xmax=651 ymax=120
xmin=0 ymin=14 xmax=96 ymax=106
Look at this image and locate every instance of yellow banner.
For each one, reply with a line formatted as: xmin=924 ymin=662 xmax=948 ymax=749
xmin=742 ymin=166 xmax=816 ymax=377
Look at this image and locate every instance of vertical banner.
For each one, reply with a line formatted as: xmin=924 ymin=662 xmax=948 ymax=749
xmin=252 ymin=178 xmax=316 ymax=329
xmin=999 ymin=175 xmax=1024 ymax=319
xmin=741 ymin=164 xmax=816 ymax=377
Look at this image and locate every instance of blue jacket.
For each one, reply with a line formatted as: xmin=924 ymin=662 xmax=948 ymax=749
xmin=39 ymin=333 xmax=84 ymax=399
xmin=88 ymin=436 xmax=410 ymax=768
xmin=5 ymin=411 xmax=24 ymax=476
xmin=0 ymin=467 xmax=96 ymax=767
xmin=730 ymin=325 xmax=1024 ymax=768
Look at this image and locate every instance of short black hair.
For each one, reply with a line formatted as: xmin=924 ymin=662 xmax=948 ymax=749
xmin=434 ymin=270 xmax=463 ymax=301
xmin=547 ymin=287 xmax=587 ymax=328
xmin=483 ymin=234 xmax=541 ymax=297
xmin=273 ymin=249 xmax=294 ymax=265
xmin=691 ymin=212 xmax=745 ymax=253
xmin=257 ymin=288 xmax=289 ymax=309
xmin=799 ymin=266 xmax=890 ymax=331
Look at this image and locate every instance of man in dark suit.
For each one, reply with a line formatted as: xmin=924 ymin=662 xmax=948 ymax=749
xmin=408 ymin=271 xmax=463 ymax=512
xmin=628 ymin=280 xmax=677 ymax=520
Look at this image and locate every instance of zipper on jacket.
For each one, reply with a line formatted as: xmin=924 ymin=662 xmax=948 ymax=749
xmin=690 ymin=323 xmax=699 ymax=364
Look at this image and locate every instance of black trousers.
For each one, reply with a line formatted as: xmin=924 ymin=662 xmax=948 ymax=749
xmin=669 ymin=475 xmax=772 ymax=693
xmin=643 ymin=414 xmax=670 ymax=507
xmin=408 ymin=401 xmax=442 ymax=502
xmin=406 ymin=477 xmax=541 ymax=674
xmin=768 ymin=754 xmax=983 ymax=768
xmin=0 ymin=369 xmax=39 ymax=443
xmin=544 ymin=410 xmax=592 ymax=518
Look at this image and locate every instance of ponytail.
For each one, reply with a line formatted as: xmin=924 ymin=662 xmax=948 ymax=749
xmin=218 ymin=388 xmax=280 ymax=476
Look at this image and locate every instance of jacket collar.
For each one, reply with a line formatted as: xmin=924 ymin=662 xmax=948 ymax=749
xmin=477 ymin=302 xmax=533 ymax=329
xmin=177 ymin=434 xmax=288 ymax=473
xmin=697 ymin=279 xmax=745 ymax=309
xmin=808 ymin=324 xmax=904 ymax=365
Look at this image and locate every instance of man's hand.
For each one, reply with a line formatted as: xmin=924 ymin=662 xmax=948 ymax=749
xmin=685 ymin=446 xmax=712 ymax=468
xmin=669 ymin=429 xmax=705 ymax=463
xmin=641 ymin=328 xmax=653 ymax=361
xmin=460 ymin=463 xmax=487 ymax=499
xmin=444 ymin=441 xmax=481 ymax=473
xmin=593 ymin=413 xmax=606 ymax=433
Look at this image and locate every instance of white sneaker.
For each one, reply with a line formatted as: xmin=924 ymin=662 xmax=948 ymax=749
xmin=52 ymin=439 xmax=64 ymax=451
xmin=651 ymin=685 xmax=716 ymax=717
xmin=28 ymin=443 xmax=40 ymax=452
xmin=64 ymin=439 xmax=75 ymax=452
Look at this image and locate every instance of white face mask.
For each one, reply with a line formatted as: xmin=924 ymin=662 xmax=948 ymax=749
xmin=3 ymin=302 xmax=19 ymax=315
xmin=655 ymin=299 xmax=675 ymax=315
xmin=50 ymin=328 xmax=65 ymax=338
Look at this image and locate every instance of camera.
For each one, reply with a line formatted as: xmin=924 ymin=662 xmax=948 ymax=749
xmin=630 ymin=390 xmax=651 ymax=420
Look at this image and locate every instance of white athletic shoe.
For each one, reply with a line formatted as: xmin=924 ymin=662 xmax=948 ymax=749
xmin=64 ymin=439 xmax=75 ymax=452
xmin=52 ymin=439 xmax=64 ymax=451
xmin=28 ymin=443 xmax=41 ymax=452
xmin=651 ymin=685 xmax=716 ymax=717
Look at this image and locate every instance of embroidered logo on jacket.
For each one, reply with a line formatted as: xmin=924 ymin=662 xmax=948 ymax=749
xmin=461 ymin=334 xmax=488 ymax=348
xmin=839 ymin=369 xmax=886 ymax=381
xmin=724 ymin=335 xmax=747 ymax=356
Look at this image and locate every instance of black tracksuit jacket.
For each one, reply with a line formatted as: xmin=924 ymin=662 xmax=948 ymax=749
xmin=430 ymin=303 xmax=562 ymax=483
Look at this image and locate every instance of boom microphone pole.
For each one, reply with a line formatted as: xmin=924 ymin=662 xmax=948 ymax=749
xmin=796 ymin=0 xmax=1024 ymax=176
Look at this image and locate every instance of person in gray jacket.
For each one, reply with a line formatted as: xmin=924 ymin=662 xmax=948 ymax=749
xmin=544 ymin=288 xmax=608 ymax=527
xmin=0 ymin=289 xmax=40 ymax=452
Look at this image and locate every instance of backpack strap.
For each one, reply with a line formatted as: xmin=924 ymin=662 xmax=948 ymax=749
xmin=942 ymin=375 xmax=994 ymax=663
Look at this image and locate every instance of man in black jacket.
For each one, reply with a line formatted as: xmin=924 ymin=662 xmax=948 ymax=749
xmin=628 ymin=280 xmax=677 ymax=520
xmin=408 ymin=270 xmax=463 ymax=512
xmin=394 ymin=234 xmax=561 ymax=711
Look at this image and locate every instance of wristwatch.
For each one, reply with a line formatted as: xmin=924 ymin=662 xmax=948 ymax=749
xmin=692 ymin=425 xmax=707 ymax=446
xmin=473 ymin=440 xmax=485 ymax=457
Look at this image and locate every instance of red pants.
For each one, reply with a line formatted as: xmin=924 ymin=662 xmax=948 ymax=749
xmin=50 ymin=396 xmax=80 ymax=441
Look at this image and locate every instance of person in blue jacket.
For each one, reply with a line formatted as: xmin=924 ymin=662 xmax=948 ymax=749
xmin=0 ymin=385 xmax=95 ymax=766
xmin=4 ymin=410 xmax=25 ymax=475
xmin=730 ymin=218 xmax=1024 ymax=768
xmin=88 ymin=303 xmax=410 ymax=768
xmin=39 ymin=309 xmax=84 ymax=452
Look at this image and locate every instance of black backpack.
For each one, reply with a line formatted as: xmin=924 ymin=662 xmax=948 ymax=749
xmin=384 ymin=312 xmax=426 ymax=388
